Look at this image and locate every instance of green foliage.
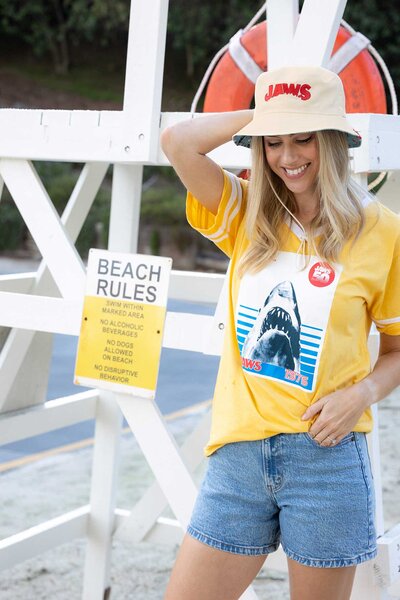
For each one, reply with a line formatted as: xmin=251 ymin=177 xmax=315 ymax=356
xmin=0 ymin=0 xmax=399 ymax=100
xmin=0 ymin=197 xmax=26 ymax=251
xmin=343 ymin=0 xmax=400 ymax=106
xmin=0 ymin=163 xmax=189 ymax=258
xmin=0 ymin=0 xmax=129 ymax=73
xmin=141 ymin=186 xmax=186 ymax=226
xmin=149 ymin=229 xmax=161 ymax=255
xmin=0 ymin=161 xmax=111 ymax=258
xmin=167 ymin=0 xmax=261 ymax=78
xmin=34 ymin=161 xmax=79 ymax=214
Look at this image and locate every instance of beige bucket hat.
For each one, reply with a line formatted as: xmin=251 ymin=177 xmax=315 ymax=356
xmin=233 ymin=65 xmax=362 ymax=149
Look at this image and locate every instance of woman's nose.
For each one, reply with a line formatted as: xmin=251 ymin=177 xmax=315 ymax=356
xmin=281 ymin=143 xmax=298 ymax=164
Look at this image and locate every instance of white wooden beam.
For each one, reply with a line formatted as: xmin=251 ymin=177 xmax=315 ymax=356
xmin=115 ymin=408 xmax=211 ymax=542
xmin=159 ymin=113 xmax=400 ymax=172
xmin=350 ymin=114 xmax=400 ymax=172
xmin=168 ymin=270 xmax=223 ymax=303
xmin=0 ymin=162 xmax=108 ymax=410
xmin=267 ymin=0 xmax=299 ymax=69
xmin=0 ymin=506 xmax=90 ymax=571
xmin=0 ymin=292 xmax=82 ymax=334
xmin=108 ymin=165 xmax=143 ymax=252
xmin=0 ymin=159 xmax=85 ymax=299
xmin=123 ymin=0 xmax=169 ymax=161
xmin=61 ymin=162 xmax=110 ymax=241
xmin=0 ymin=391 xmax=98 ymax=445
xmin=0 ymin=109 xmax=126 ymax=161
xmin=0 ymin=291 xmax=217 ymax=351
xmin=0 ymin=111 xmax=398 ymax=172
xmin=117 ymin=395 xmax=198 ymax=529
xmin=114 ymin=511 xmax=184 ymax=545
xmin=0 ymin=269 xmax=224 ymax=303
xmin=288 ymin=0 xmax=347 ymax=66
xmin=83 ymin=392 xmax=122 ymax=600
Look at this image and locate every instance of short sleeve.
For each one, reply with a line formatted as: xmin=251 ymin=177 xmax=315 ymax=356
xmin=186 ymin=168 xmax=248 ymax=258
xmin=370 ymin=252 xmax=400 ymax=335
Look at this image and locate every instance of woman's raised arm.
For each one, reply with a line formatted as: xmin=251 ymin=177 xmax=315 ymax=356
xmin=160 ymin=110 xmax=253 ymax=215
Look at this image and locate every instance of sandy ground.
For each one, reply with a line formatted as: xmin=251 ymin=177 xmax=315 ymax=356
xmin=0 ymin=390 xmax=399 ymax=600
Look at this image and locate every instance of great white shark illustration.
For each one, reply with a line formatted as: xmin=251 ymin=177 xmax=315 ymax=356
xmin=242 ymin=281 xmax=301 ymax=371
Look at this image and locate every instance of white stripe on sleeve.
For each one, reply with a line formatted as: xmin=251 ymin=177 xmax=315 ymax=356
xmin=208 ymin=172 xmax=243 ymax=243
xmin=373 ymin=316 xmax=400 ymax=326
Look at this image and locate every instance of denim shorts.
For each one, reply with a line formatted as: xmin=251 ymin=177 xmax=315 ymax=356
xmin=187 ymin=432 xmax=377 ymax=568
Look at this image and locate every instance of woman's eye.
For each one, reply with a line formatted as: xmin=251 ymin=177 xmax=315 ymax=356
xmin=297 ymin=136 xmax=313 ymax=144
xmin=266 ymin=141 xmax=281 ymax=147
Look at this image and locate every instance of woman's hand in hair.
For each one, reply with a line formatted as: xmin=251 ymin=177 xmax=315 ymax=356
xmin=160 ymin=110 xmax=253 ymax=214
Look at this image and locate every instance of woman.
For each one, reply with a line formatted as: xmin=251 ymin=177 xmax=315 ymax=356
xmin=161 ymin=65 xmax=400 ymax=600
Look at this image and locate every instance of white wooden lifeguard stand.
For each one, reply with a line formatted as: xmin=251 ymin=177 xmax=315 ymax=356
xmin=0 ymin=1 xmax=399 ymax=599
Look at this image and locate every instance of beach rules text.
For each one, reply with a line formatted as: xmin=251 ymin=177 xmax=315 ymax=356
xmin=74 ymin=249 xmax=172 ymax=398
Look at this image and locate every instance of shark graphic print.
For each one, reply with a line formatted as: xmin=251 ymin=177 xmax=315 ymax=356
xmin=237 ymin=252 xmax=342 ymax=392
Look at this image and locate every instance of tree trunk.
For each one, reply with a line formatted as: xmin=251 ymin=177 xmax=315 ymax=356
xmin=51 ymin=0 xmax=70 ymax=74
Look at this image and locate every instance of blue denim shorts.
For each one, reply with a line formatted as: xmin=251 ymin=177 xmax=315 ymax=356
xmin=187 ymin=432 xmax=377 ymax=568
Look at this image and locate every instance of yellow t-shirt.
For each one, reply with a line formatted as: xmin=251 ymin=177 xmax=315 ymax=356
xmin=186 ymin=169 xmax=400 ymax=457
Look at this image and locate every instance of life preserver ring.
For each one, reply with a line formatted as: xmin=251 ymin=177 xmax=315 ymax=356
xmin=203 ymin=22 xmax=387 ymax=114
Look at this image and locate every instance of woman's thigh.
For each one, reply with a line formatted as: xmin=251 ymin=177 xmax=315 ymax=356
xmin=164 ymin=533 xmax=267 ymax=600
xmin=287 ymin=558 xmax=357 ymax=600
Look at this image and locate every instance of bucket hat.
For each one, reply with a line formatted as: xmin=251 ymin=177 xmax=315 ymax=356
xmin=232 ymin=65 xmax=362 ymax=148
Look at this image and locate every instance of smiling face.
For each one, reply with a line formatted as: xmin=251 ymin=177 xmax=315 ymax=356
xmin=263 ymin=132 xmax=319 ymax=203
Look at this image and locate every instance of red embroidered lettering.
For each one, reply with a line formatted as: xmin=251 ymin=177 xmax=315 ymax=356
xmin=264 ymin=84 xmax=274 ymax=101
xmin=300 ymin=84 xmax=311 ymax=101
xmin=265 ymin=82 xmax=312 ymax=102
xmin=282 ymin=83 xmax=301 ymax=97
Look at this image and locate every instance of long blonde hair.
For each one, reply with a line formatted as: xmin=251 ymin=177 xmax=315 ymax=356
xmin=237 ymin=130 xmax=370 ymax=277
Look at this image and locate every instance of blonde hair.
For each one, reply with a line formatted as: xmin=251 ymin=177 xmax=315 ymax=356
xmin=237 ymin=130 xmax=371 ymax=277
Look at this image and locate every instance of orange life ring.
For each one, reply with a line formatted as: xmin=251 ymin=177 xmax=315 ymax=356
xmin=204 ymin=22 xmax=387 ymax=114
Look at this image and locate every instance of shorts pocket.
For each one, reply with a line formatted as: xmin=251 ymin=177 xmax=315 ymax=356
xmin=304 ymin=431 xmax=355 ymax=449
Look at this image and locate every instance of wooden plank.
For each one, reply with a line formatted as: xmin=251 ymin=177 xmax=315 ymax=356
xmin=289 ymin=0 xmax=347 ymax=66
xmin=0 ymin=506 xmax=90 ymax=571
xmin=122 ymin=0 xmax=169 ymax=160
xmin=83 ymin=392 xmax=122 ymax=600
xmin=114 ymin=408 xmax=211 ymax=543
xmin=351 ymin=114 xmax=400 ymax=173
xmin=0 ymin=292 xmax=82 ymax=334
xmin=0 ymin=109 xmax=131 ymax=163
xmin=0 ymin=109 xmax=397 ymax=171
xmin=169 ymin=270 xmax=223 ymax=303
xmin=0 ymin=295 xmax=217 ymax=355
xmin=0 ymin=159 xmax=85 ymax=299
xmin=0 ymin=162 xmax=108 ymax=410
xmin=267 ymin=0 xmax=299 ymax=69
xmin=61 ymin=162 xmax=109 ymax=241
xmin=117 ymin=394 xmax=198 ymax=529
xmin=109 ymin=165 xmax=143 ymax=253
xmin=0 ymin=391 xmax=98 ymax=445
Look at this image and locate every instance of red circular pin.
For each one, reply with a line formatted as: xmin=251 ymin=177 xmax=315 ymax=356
xmin=308 ymin=262 xmax=335 ymax=287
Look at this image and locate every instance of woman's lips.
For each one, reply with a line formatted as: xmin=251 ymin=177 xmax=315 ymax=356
xmin=282 ymin=163 xmax=311 ymax=179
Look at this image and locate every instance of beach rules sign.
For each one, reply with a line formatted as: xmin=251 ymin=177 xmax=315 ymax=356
xmin=74 ymin=249 xmax=172 ymax=399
